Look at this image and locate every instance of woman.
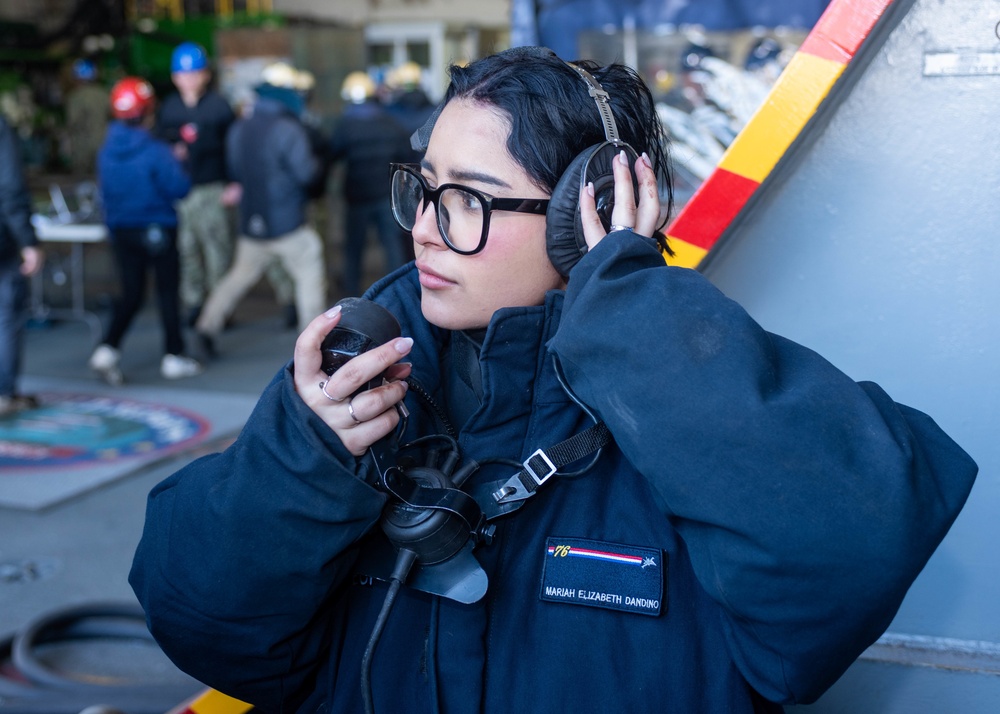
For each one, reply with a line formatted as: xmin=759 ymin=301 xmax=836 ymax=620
xmin=131 ymin=48 xmax=976 ymax=713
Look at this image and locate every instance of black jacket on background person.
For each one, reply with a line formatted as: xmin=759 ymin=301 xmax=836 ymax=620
xmin=0 ymin=118 xmax=38 ymax=264
xmin=155 ymin=90 xmax=235 ymax=186
xmin=329 ymin=100 xmax=412 ymax=204
xmin=385 ymin=88 xmax=437 ymax=162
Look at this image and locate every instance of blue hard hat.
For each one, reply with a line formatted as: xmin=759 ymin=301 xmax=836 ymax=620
xmin=73 ymin=58 xmax=97 ymax=81
xmin=171 ymin=42 xmax=208 ymax=73
xmin=745 ymin=38 xmax=783 ymax=71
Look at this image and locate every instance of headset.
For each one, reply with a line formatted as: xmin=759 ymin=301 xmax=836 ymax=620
xmin=409 ymin=48 xmax=642 ymax=278
xmin=320 ymin=298 xmax=494 ymax=604
xmin=545 ymin=61 xmax=641 ymax=277
xmin=323 ymin=295 xmax=612 ymax=714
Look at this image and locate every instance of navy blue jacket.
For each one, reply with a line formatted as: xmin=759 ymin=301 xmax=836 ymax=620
xmin=130 ymin=231 xmax=977 ymax=713
xmin=98 ymin=121 xmax=191 ymax=229
xmin=226 ymin=97 xmax=319 ymax=239
xmin=329 ymin=101 xmax=411 ymax=203
xmin=0 ymin=117 xmax=38 ymax=264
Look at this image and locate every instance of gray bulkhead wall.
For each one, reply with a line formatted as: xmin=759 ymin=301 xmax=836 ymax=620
xmin=698 ymin=0 xmax=1000 ymax=710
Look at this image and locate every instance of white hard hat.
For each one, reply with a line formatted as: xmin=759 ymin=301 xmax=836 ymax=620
xmin=341 ymin=71 xmax=376 ymax=103
xmin=386 ymin=61 xmax=422 ymax=90
xmin=261 ymin=61 xmax=302 ymax=89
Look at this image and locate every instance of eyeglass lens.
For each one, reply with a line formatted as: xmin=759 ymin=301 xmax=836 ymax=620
xmin=391 ymin=169 xmax=485 ymax=253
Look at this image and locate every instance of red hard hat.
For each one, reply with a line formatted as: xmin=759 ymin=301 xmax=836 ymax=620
xmin=109 ymin=77 xmax=155 ymax=119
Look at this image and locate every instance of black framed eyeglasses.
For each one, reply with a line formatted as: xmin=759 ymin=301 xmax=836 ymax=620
xmin=389 ymin=163 xmax=549 ymax=255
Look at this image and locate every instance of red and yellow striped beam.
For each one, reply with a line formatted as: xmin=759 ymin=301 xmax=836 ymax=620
xmin=664 ymin=0 xmax=896 ymax=268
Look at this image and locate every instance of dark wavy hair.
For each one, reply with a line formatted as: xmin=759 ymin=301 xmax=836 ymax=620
xmin=443 ymin=46 xmax=674 ymax=237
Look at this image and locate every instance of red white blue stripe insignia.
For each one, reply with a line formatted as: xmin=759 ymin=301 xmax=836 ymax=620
xmin=541 ymin=537 xmax=665 ymax=616
xmin=547 ymin=544 xmax=646 ymax=566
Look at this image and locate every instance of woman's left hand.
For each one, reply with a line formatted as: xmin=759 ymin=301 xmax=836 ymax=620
xmin=578 ymin=149 xmax=660 ymax=251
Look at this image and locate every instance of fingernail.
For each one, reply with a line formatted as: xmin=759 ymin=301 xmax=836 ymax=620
xmin=586 ymin=182 xmax=595 ymax=197
xmin=324 ymin=305 xmax=342 ymax=318
xmin=641 ymin=152 xmax=652 ymax=169
xmin=395 ymin=337 xmax=414 ymax=353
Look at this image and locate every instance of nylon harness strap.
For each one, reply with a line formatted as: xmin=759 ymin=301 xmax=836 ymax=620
xmin=476 ymin=421 xmax=612 ymax=520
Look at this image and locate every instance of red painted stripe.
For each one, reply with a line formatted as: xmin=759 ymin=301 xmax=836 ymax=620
xmin=800 ymin=0 xmax=893 ymax=63
xmin=667 ymin=169 xmax=760 ymax=250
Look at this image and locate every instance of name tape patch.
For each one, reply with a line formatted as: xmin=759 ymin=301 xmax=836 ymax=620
xmin=540 ymin=537 xmax=665 ymax=616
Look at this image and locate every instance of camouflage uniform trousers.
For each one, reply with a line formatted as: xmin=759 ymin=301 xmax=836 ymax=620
xmin=176 ymin=182 xmax=234 ymax=310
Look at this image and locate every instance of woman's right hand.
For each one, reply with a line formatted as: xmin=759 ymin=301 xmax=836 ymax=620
xmin=293 ymin=306 xmax=413 ymax=456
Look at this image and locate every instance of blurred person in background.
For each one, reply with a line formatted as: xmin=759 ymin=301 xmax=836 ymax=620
xmin=743 ymin=36 xmax=791 ymax=87
xmin=64 ymin=58 xmax=108 ymax=177
xmin=0 ymin=116 xmax=44 ymax=417
xmin=329 ymin=71 xmax=411 ymax=296
xmin=193 ymin=62 xmax=327 ymax=357
xmin=384 ymin=61 xmax=437 ymax=159
xmin=89 ymin=77 xmax=202 ymax=384
xmin=156 ymin=41 xmax=238 ymax=328
xmin=273 ymin=66 xmax=329 ymax=328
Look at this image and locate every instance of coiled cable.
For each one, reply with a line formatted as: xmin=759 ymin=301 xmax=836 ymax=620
xmin=0 ymin=602 xmax=202 ymax=714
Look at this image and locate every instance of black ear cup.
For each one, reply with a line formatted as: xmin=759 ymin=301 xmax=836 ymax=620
xmin=545 ymin=141 xmax=640 ymax=277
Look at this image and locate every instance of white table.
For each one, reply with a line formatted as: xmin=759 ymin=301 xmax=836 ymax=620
xmin=29 ymin=218 xmax=108 ymax=343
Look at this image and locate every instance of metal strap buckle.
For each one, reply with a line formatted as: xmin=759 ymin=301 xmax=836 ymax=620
xmin=523 ymin=449 xmax=556 ymax=486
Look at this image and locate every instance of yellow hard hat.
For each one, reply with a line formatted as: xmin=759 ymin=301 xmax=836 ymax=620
xmin=341 ymin=71 xmax=376 ymax=102
xmin=295 ymin=70 xmax=315 ymax=92
xmin=387 ymin=61 xmax=422 ymax=90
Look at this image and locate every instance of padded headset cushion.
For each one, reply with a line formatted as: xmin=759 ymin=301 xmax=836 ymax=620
xmin=546 ymin=142 xmax=639 ymax=277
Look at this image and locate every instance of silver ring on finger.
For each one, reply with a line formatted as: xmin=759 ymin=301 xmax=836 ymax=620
xmin=319 ymin=380 xmax=344 ymax=402
xmin=610 ymin=224 xmax=634 ymax=233
xmin=347 ymin=398 xmax=362 ymax=424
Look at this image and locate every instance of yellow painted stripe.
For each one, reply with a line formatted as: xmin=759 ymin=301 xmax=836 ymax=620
xmin=718 ymin=52 xmax=845 ymax=183
xmin=188 ymin=688 xmax=254 ymax=714
xmin=664 ymin=237 xmax=709 ymax=267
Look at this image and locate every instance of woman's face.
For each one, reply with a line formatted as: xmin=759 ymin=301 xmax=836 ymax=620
xmin=412 ymin=98 xmax=564 ymax=331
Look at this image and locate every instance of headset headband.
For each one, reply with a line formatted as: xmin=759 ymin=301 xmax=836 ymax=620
xmin=411 ymin=50 xmax=623 ymax=152
xmin=565 ymin=62 xmax=620 ymax=143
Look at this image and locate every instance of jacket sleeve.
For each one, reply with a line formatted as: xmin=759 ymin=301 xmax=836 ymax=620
xmin=0 ymin=119 xmax=38 ymax=251
xmin=152 ymin=141 xmax=191 ymax=203
xmin=277 ymin=118 xmax=320 ymax=189
xmin=225 ymin=121 xmax=243 ymax=185
xmin=129 ymin=366 xmax=386 ymax=709
xmin=548 ymin=231 xmax=977 ymax=705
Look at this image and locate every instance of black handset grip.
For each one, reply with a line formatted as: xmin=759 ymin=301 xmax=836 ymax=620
xmin=319 ymin=297 xmax=405 ymax=481
xmin=320 ymin=298 xmax=402 ymax=386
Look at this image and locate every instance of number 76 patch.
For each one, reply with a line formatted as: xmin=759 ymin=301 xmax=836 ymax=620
xmin=540 ymin=537 xmax=666 ymax=616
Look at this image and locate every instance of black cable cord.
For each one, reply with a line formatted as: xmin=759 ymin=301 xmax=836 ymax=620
xmin=399 ymin=432 xmax=459 ymax=456
xmin=360 ymin=548 xmax=418 ymax=714
xmin=404 ymin=377 xmax=457 ymax=439
xmin=551 ymin=356 xmax=606 ymax=479
xmin=477 ymin=456 xmax=523 ymax=470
